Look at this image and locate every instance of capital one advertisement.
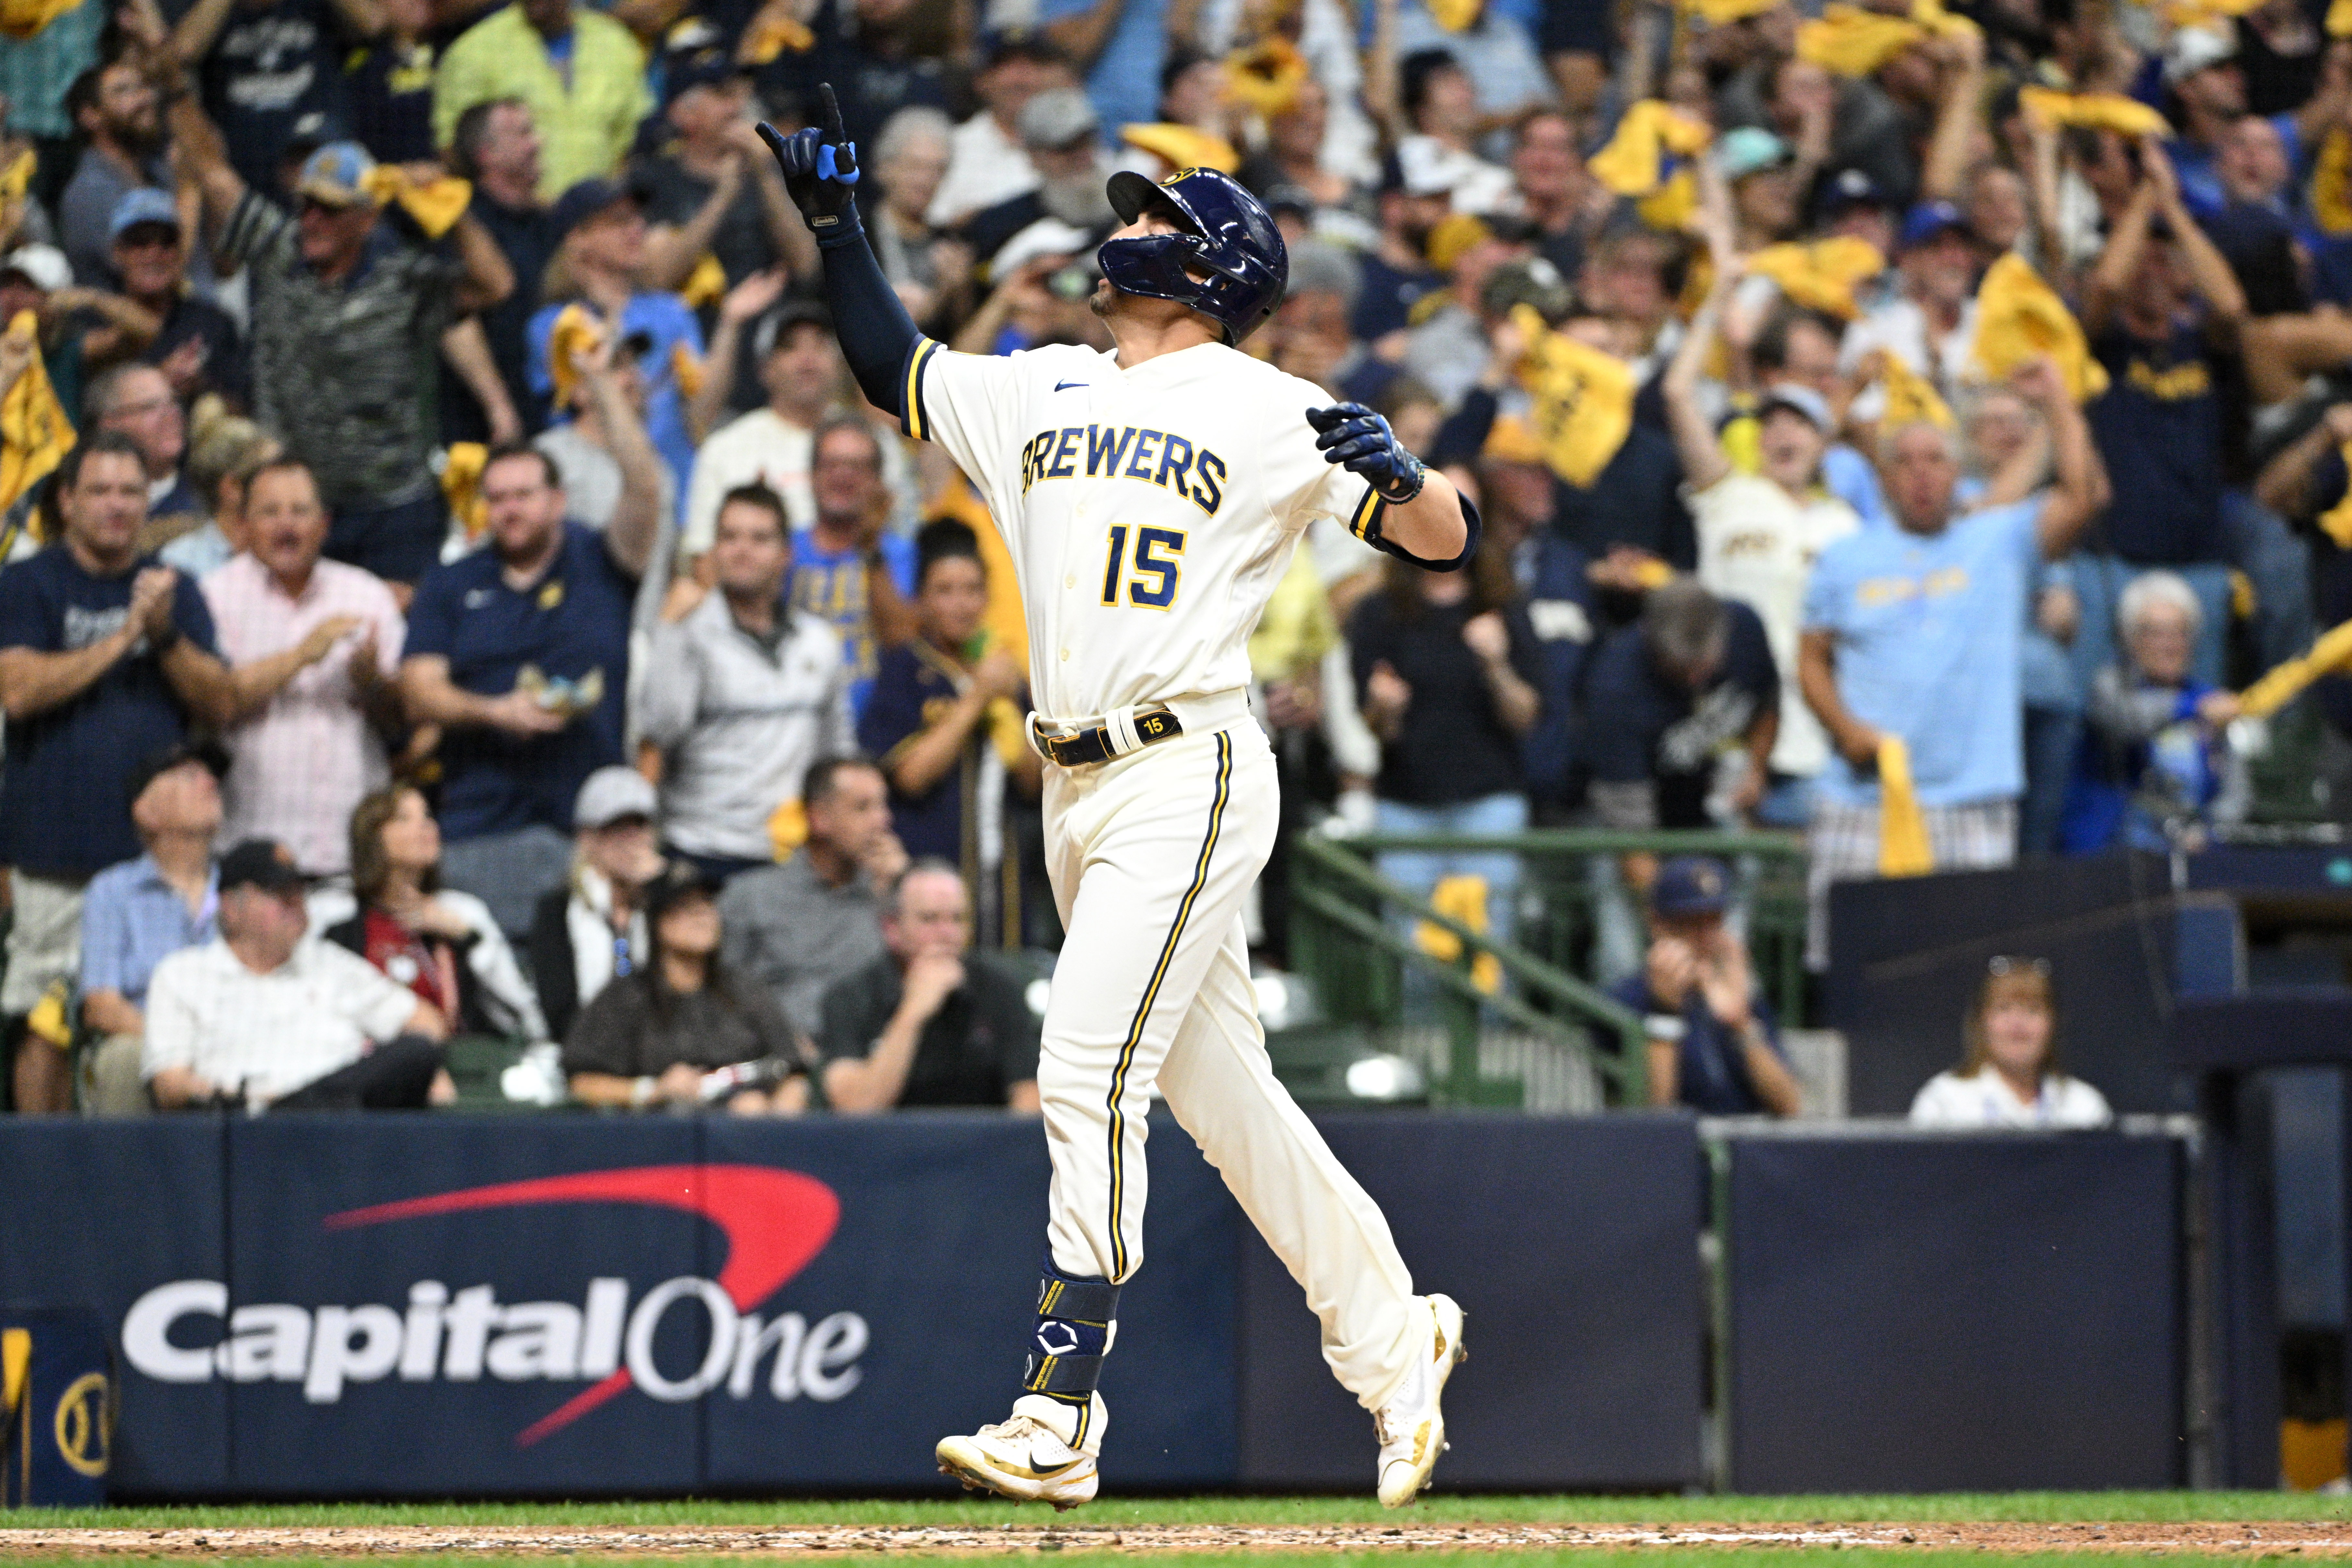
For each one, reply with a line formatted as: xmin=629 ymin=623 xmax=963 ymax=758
xmin=0 ymin=1114 xmax=1239 ymax=1497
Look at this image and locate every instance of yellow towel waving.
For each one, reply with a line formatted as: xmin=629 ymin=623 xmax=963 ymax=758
xmin=1875 ymin=735 xmax=1934 ymax=877
xmin=0 ymin=310 xmax=72 ymax=513
xmin=1512 ymin=304 xmax=1636 ymax=488
xmin=1972 ymin=253 xmax=2108 ymax=401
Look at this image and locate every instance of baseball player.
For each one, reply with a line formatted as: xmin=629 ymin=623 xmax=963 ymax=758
xmin=762 ymin=89 xmax=1474 ymax=1510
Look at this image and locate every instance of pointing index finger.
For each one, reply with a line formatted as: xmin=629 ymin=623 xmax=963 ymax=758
xmin=819 ymin=82 xmax=846 ymax=141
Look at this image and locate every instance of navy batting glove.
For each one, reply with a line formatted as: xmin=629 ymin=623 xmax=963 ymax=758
xmin=1306 ymin=401 xmax=1426 ymax=504
xmin=757 ymin=83 xmax=861 ymax=243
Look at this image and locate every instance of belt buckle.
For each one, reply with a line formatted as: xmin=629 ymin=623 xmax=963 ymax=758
xmin=1033 ymin=719 xmax=1088 ymax=767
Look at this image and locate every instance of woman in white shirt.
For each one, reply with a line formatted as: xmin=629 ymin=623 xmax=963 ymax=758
xmin=1909 ymin=957 xmax=2113 ymax=1129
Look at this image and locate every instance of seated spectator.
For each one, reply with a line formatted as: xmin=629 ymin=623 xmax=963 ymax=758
xmin=1607 ymin=855 xmax=1801 ymax=1117
xmin=1909 ymin=956 xmax=2111 ymax=1128
xmin=144 ymin=838 xmax=450 ymax=1110
xmin=1584 ymin=580 xmax=1778 ymax=831
xmin=1799 ymin=364 xmax=2102 ymax=966
xmin=529 ymin=766 xmax=665 ymax=1043
xmin=0 ymin=434 xmax=235 ymax=1113
xmin=2063 ymin=570 xmax=2248 ymax=853
xmin=400 ymin=444 xmax=653 ymax=939
xmin=87 ymin=363 xmax=200 ymax=539
xmin=201 ymin=458 xmax=406 ymax=877
xmin=720 ymin=755 xmax=904 ymax=1036
xmin=173 ymin=105 xmax=515 ymax=583
xmin=76 ymin=742 xmax=225 ymax=1115
xmin=821 ymin=860 xmax=1040 ymax=1113
xmin=641 ymin=483 xmax=852 ymax=880
xmin=563 ymin=860 xmax=809 ymax=1114
xmin=857 ymin=521 xmax=1035 ymax=905
xmin=328 ymin=785 xmax=547 ymax=1040
xmin=108 ymin=188 xmax=248 ymax=414
xmin=158 ymin=412 xmax=279 ymax=577
xmin=1349 ymin=541 xmax=1540 ymax=951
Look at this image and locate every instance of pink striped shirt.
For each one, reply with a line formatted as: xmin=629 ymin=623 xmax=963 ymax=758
xmin=200 ymin=553 xmax=406 ymax=876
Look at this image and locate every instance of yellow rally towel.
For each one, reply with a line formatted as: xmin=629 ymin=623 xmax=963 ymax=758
xmin=1588 ymin=101 xmax=1712 ymax=197
xmin=1972 ymin=252 xmax=2108 ymax=401
xmin=1798 ymin=3 xmax=1926 ymax=74
xmin=1636 ymin=167 xmax=1699 ymax=233
xmin=1683 ymin=0 xmax=1783 ymax=23
xmin=441 ymin=442 xmax=489 ymax=540
xmin=358 ymin=166 xmax=472 ymax=238
xmin=679 ymin=253 xmax=728 ymax=310
xmin=767 ymin=796 xmax=808 ymax=859
xmin=2318 ymin=446 xmax=2352 ymax=546
xmin=0 ymin=309 xmax=72 ymax=513
xmin=1746 ymin=236 xmax=1887 ymax=320
xmin=2237 ymin=617 xmax=2352 ymax=718
xmin=1225 ymin=37 xmax=1309 ymax=116
xmin=2333 ymin=0 xmax=2352 ymax=34
xmin=2016 ymin=86 xmax=2170 ymax=140
xmin=1482 ymin=412 xmax=1548 ymax=465
xmin=0 ymin=149 xmax=35 ymax=207
xmin=0 ymin=0 xmax=78 ymax=41
xmin=1877 ymin=348 xmax=1954 ymax=428
xmin=1428 ymin=0 xmax=1482 ymax=30
xmin=1424 ymin=211 xmax=1490 ymax=273
xmin=1512 ymin=304 xmax=1636 ymax=487
xmin=547 ymin=303 xmax=606 ymax=410
xmin=739 ymin=10 xmax=813 ymax=62
xmin=2314 ymin=129 xmax=2352 ymax=237
xmin=2 ymin=1327 xmax=27 ymax=1418
xmin=670 ymin=340 xmax=704 ymax=401
xmin=1876 ymin=735 xmax=1934 ymax=877
xmin=1119 ymin=123 xmax=1241 ymax=174
xmin=1413 ymin=874 xmax=1502 ymax=994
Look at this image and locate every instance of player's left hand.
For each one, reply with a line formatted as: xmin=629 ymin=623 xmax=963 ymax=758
xmin=1306 ymin=401 xmax=1425 ymax=503
xmin=755 ymin=83 xmax=860 ymax=234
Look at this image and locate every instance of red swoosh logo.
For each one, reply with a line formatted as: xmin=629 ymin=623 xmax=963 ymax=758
xmin=324 ymin=1165 xmax=840 ymax=1446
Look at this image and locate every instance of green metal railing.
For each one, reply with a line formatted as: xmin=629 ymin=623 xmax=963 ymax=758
xmin=1289 ymin=830 xmax=1810 ymax=1109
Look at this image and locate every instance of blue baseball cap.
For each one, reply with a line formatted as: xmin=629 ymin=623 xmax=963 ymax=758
xmin=1898 ymin=199 xmax=1968 ymax=250
xmin=550 ymin=175 xmax=651 ymax=240
xmin=108 ymin=186 xmax=181 ymax=242
xmin=296 ymin=141 xmax=381 ymax=208
xmin=1652 ymin=856 xmax=1732 ymax=918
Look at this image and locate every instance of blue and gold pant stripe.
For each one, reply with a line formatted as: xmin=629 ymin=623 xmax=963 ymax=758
xmin=1103 ymin=730 xmax=1232 ymax=1284
xmin=1347 ymin=483 xmax=1387 ymax=543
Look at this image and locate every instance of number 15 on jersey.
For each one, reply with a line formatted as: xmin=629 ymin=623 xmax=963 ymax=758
xmin=1101 ymin=525 xmax=1185 ymax=611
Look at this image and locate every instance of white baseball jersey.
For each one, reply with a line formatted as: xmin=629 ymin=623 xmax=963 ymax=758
xmin=901 ymin=335 xmax=1390 ymax=719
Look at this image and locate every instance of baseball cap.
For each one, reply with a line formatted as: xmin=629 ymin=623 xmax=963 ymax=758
xmin=1390 ymin=138 xmax=1462 ymax=198
xmin=1758 ymin=381 xmax=1832 ymax=431
xmin=1817 ymin=167 xmax=1891 ymax=219
xmin=128 ymin=738 xmax=227 ymax=805
xmin=1651 ymin=855 xmax=1732 ymax=919
xmin=1717 ymin=125 xmax=1792 ymax=181
xmin=574 ymin=764 xmax=658 ymax=829
xmin=108 ymin=186 xmax=182 ymax=243
xmin=992 ymin=215 xmax=1094 ymax=277
xmin=0 ymin=244 xmax=69 ymax=292
xmin=550 ymin=175 xmax=651 ymax=241
xmin=1017 ymin=88 xmax=1099 ymax=151
xmin=1480 ymin=254 xmax=1573 ymax=322
xmin=2164 ymin=25 xmax=2235 ymax=86
xmin=752 ymin=297 xmax=833 ymax=359
xmin=641 ymin=857 xmax=722 ymax=923
xmin=664 ymin=43 xmax=743 ymax=104
xmin=295 ymin=141 xmax=381 ymax=208
xmin=979 ymin=25 xmax=1066 ymax=68
xmin=218 ymin=838 xmax=306 ymax=895
xmin=1897 ymin=199 xmax=1969 ymax=250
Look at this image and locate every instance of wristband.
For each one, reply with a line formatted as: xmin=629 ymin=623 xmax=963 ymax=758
xmin=1379 ymin=453 xmax=1426 ymax=506
xmin=811 ymin=197 xmax=866 ymax=250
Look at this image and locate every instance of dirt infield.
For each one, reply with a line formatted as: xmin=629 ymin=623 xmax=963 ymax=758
xmin=6 ymin=1521 xmax=2352 ymax=1556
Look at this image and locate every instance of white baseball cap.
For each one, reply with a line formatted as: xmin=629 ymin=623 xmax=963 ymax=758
xmin=0 ymin=245 xmax=69 ymax=293
xmin=573 ymin=765 xmax=657 ymax=829
xmin=2164 ymin=25 xmax=2236 ymax=85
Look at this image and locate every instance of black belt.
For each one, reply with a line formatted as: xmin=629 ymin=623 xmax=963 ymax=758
xmin=1031 ymin=706 xmax=1183 ymax=767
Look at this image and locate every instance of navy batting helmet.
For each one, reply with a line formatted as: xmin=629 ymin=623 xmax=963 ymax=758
xmin=1100 ymin=167 xmax=1288 ymax=345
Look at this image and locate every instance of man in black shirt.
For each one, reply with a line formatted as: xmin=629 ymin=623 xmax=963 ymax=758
xmin=1584 ymin=579 xmax=1778 ymax=832
xmin=819 ymin=859 xmax=1040 ymax=1112
xmin=446 ymin=97 xmax=559 ymax=434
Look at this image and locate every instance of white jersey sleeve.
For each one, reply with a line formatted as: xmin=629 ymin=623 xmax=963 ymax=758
xmin=902 ymin=337 xmax=1100 ymax=522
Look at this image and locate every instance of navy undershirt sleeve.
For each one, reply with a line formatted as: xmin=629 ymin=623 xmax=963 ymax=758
xmin=813 ymin=202 xmax=922 ymax=419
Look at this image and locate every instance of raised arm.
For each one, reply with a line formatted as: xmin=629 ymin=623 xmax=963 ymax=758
xmin=2257 ymin=402 xmax=2352 ymax=516
xmin=2015 ymin=358 xmax=2106 ymax=558
xmin=572 ymin=339 xmax=665 ymax=580
xmin=2144 ymin=137 xmax=2245 ymax=332
xmin=448 ymin=209 xmax=514 ymax=316
xmin=164 ymin=74 xmax=247 ymax=228
xmin=1662 ymin=263 xmax=1735 ymax=494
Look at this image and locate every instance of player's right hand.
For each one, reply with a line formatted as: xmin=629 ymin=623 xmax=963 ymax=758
xmin=756 ymin=83 xmax=860 ymax=234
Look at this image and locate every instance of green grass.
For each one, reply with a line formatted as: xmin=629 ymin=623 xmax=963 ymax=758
xmin=5 ymin=1493 xmax=2350 ymax=1531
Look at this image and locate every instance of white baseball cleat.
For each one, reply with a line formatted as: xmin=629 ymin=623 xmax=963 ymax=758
xmin=1373 ymin=1293 xmax=1467 ymax=1508
xmin=936 ymin=1401 xmax=1100 ymax=1511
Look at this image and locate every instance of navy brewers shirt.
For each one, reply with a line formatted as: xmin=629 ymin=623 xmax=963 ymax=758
xmin=0 ymin=546 xmax=219 ymax=878
xmin=405 ymin=523 xmax=634 ymax=839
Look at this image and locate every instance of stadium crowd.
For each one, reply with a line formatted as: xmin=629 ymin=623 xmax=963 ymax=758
xmin=0 ymin=0 xmax=2323 ymax=1122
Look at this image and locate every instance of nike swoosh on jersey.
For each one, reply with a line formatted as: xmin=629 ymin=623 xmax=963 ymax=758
xmin=1054 ymin=380 xmax=1088 ymax=392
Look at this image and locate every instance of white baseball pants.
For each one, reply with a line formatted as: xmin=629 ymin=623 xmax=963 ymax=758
xmin=1036 ymin=716 xmax=1423 ymax=1412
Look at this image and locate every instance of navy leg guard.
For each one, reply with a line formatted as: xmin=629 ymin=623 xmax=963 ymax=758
xmin=1022 ymin=1262 xmax=1119 ymax=1416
